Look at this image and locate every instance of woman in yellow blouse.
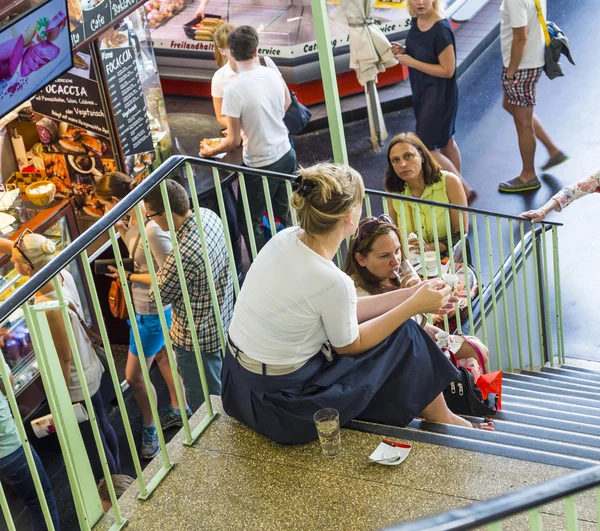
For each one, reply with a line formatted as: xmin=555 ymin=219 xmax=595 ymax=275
xmin=385 ymin=132 xmax=469 ymax=255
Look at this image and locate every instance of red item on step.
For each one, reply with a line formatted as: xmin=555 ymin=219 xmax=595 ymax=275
xmin=477 ymin=371 xmax=503 ymax=410
xmin=382 ymin=438 xmax=412 ymax=449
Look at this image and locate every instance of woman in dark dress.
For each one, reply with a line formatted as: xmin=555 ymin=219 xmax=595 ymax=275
xmin=221 ymin=162 xmax=491 ymax=446
xmin=392 ymin=0 xmax=475 ymax=202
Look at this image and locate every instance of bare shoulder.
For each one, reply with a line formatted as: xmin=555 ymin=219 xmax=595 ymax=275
xmin=444 ymin=172 xmax=467 ymax=204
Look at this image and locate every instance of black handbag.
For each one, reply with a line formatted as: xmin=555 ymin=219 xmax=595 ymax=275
xmin=444 ymin=366 xmax=498 ymax=417
xmin=284 ymin=90 xmax=312 ymax=135
xmin=259 ymin=56 xmax=312 ymax=135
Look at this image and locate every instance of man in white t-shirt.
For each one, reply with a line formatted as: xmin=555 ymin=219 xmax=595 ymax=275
xmin=201 ymin=25 xmax=295 ymax=254
xmin=497 ymin=0 xmax=566 ymax=193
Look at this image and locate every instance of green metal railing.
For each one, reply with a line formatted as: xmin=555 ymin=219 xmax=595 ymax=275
xmin=390 ymin=464 xmax=600 ymax=531
xmin=0 ymin=156 xmax=565 ymax=529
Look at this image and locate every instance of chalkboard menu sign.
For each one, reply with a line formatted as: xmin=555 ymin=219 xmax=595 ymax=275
xmin=32 ymin=64 xmax=110 ymax=137
xmin=68 ymin=0 xmax=145 ymax=50
xmin=100 ymin=46 xmax=153 ymax=156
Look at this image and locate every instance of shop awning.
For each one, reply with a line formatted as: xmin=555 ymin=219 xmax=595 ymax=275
xmin=339 ymin=0 xmax=398 ymax=151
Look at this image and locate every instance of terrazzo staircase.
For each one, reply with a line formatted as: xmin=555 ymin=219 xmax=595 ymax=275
xmin=348 ymin=364 xmax=600 ymax=470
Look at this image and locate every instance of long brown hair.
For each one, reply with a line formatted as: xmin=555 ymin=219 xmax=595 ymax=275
xmin=344 ymin=218 xmax=405 ymax=295
xmin=213 ymin=23 xmax=236 ymax=68
xmin=384 ymin=132 xmax=442 ymax=194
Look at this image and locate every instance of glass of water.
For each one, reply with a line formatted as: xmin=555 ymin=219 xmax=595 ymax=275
xmin=313 ymin=408 xmax=341 ymax=458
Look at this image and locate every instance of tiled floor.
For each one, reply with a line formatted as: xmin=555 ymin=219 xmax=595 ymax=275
xmin=96 ymin=398 xmax=599 ymax=530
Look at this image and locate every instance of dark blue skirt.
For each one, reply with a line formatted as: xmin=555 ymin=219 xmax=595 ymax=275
xmin=221 ymin=319 xmax=459 ymax=444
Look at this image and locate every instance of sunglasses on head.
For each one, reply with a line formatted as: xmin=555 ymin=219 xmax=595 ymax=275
xmin=15 ymin=228 xmax=34 ymax=269
xmin=355 ymin=215 xmax=394 ymax=246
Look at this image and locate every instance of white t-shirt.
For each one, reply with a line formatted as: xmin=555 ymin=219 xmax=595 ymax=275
xmin=211 ymin=57 xmax=278 ymax=98
xmin=35 ymin=271 xmax=104 ymax=402
xmin=500 ymin=0 xmax=546 ymax=69
xmin=228 ymin=228 xmax=359 ymax=365
xmin=221 ymin=64 xmax=291 ymax=167
xmin=211 ymin=61 xmax=237 ymax=98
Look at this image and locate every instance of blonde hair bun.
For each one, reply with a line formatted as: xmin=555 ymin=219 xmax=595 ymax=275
xmin=41 ymin=238 xmax=56 ymax=255
xmin=289 ymin=163 xmax=365 ymax=237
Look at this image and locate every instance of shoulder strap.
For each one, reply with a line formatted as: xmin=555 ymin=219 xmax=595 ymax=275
xmin=128 ymin=229 xmax=142 ymax=270
xmin=67 ymin=301 xmax=103 ymax=343
xmin=532 ymin=0 xmax=551 ymax=46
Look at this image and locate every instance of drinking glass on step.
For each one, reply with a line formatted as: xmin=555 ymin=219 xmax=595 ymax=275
xmin=313 ymin=408 xmax=341 ymax=458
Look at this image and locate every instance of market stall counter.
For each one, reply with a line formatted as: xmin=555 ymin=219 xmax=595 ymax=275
xmin=150 ymin=0 xmax=414 ymax=104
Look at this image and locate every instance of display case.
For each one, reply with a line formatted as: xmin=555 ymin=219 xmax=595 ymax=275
xmin=0 ymin=199 xmax=92 ymax=419
xmin=98 ymin=6 xmax=173 ymax=180
xmin=149 ymin=0 xmax=412 ymax=88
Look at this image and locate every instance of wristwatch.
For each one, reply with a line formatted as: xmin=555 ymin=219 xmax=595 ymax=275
xmin=504 ymin=72 xmax=515 ymax=81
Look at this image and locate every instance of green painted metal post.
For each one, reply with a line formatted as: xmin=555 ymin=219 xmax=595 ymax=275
xmin=211 ymin=166 xmax=240 ymax=296
xmin=528 ymin=508 xmax=543 ymax=531
xmin=50 ymin=279 xmax=127 ymax=529
xmin=551 ymin=226 xmax=565 ymax=364
xmin=458 ymin=213 xmax=474 ymax=334
xmin=564 ymin=495 xmax=579 ymax=531
xmin=309 ymin=0 xmax=348 ymax=164
xmin=134 ymin=206 xmax=193 ymax=446
xmin=540 ymin=225 xmax=554 ymax=366
xmin=0 ymin=482 xmax=16 ymax=531
xmin=472 ymin=213 xmax=489 ymax=371
xmin=237 ymin=172 xmax=259 ymax=260
xmin=0 ymin=309 xmax=55 ymax=531
xmin=530 ymin=223 xmax=546 ymax=365
xmin=496 ymin=218 xmax=513 ymax=372
xmin=430 ymin=205 xmax=449 ymax=332
xmin=27 ymin=305 xmax=103 ymax=530
xmin=595 ymin=487 xmax=600 ymax=530
xmin=508 ymin=220 xmax=524 ymax=370
xmin=79 ymin=250 xmax=150 ymax=497
xmin=485 ymin=215 xmax=502 ymax=370
xmin=520 ymin=221 xmax=535 ymax=368
xmin=285 ymin=180 xmax=299 ymax=225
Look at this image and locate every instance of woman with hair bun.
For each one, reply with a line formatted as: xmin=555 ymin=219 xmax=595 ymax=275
xmin=222 ymin=162 xmax=491 ymax=446
xmin=11 ymin=232 xmax=121 ymax=476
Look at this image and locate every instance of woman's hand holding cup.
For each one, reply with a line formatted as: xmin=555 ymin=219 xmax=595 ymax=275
xmin=410 ymin=279 xmax=452 ymax=315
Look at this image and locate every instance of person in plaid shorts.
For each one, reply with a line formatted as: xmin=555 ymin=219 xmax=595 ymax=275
xmin=498 ymin=0 xmax=567 ymax=193
xmin=145 ymin=180 xmax=234 ymax=423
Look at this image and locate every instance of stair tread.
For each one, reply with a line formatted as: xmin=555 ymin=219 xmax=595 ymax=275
xmin=348 ymin=420 xmax=599 ymax=470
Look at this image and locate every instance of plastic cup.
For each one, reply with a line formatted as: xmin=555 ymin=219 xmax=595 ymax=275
xmin=442 ymin=273 xmax=459 ymax=293
xmin=424 ymin=251 xmax=438 ymax=277
xmin=313 ymin=408 xmax=341 ymax=458
xmin=435 ymin=331 xmax=450 ymax=348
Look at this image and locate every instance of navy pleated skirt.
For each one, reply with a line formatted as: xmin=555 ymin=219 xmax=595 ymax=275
xmin=221 ymin=319 xmax=459 ymax=444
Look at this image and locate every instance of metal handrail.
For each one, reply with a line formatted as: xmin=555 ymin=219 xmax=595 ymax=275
xmin=0 ymin=154 xmax=560 ymax=324
xmin=388 ymin=464 xmax=600 ymax=531
xmin=366 ymin=187 xmax=562 ymax=225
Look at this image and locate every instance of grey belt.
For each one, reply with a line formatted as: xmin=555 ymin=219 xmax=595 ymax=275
xmin=226 ymin=336 xmax=307 ymax=376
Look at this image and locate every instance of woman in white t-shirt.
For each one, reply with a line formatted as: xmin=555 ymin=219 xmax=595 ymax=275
xmin=223 ymin=163 xmax=492 ymax=445
xmin=211 ymin=24 xmax=237 ymax=129
xmin=12 ymin=232 xmax=121 ymax=475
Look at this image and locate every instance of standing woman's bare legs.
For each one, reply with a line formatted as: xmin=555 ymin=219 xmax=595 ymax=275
xmin=439 ymin=136 xmax=462 ymax=174
xmin=431 ymin=148 xmax=478 ymax=203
